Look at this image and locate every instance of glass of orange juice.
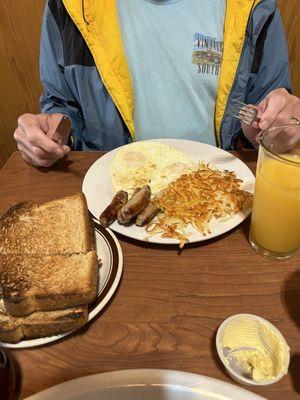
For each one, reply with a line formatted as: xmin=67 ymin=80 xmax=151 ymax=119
xmin=249 ymin=123 xmax=300 ymax=260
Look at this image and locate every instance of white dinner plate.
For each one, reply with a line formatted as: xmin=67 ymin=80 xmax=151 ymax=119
xmin=0 ymin=224 xmax=123 ymax=349
xmin=83 ymin=139 xmax=255 ymax=245
xmin=24 ymin=369 xmax=267 ymax=400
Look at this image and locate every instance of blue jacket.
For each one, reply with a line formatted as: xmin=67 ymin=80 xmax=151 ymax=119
xmin=40 ymin=0 xmax=291 ymax=150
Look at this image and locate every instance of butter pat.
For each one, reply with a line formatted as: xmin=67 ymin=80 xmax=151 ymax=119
xmin=231 ymin=349 xmax=277 ymax=382
xmin=216 ymin=314 xmax=290 ymax=386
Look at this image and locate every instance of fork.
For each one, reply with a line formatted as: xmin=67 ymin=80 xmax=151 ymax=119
xmin=230 ymin=99 xmax=260 ymax=126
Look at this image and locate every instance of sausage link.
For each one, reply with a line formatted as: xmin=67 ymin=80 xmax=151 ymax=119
xmin=118 ymin=185 xmax=151 ymax=224
xmin=135 ymin=202 xmax=160 ymax=226
xmin=99 ymin=190 xmax=128 ymax=227
xmin=130 ymin=187 xmax=141 ymax=199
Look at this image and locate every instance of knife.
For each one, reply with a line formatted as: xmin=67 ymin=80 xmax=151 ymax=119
xmin=48 ymin=115 xmax=72 ymax=144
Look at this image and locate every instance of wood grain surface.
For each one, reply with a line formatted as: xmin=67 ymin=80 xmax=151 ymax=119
xmin=0 ymin=0 xmax=299 ymax=168
xmin=0 ymin=151 xmax=300 ymax=400
xmin=0 ymin=0 xmax=45 ymax=168
xmin=278 ymin=0 xmax=300 ymax=98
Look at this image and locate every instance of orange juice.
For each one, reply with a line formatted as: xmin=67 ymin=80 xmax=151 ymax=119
xmin=250 ymin=155 xmax=300 ymax=254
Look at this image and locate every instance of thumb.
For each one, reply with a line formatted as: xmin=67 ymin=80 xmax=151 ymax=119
xmin=258 ymin=94 xmax=286 ymax=131
xmin=257 ymin=98 xmax=267 ymax=115
xmin=62 ymin=145 xmax=71 ymax=155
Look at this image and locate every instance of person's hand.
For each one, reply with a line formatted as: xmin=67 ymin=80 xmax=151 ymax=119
xmin=14 ymin=113 xmax=71 ymax=167
xmin=241 ymin=88 xmax=300 ymax=146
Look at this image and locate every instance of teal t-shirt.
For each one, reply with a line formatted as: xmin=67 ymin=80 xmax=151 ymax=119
xmin=117 ymin=0 xmax=226 ymax=145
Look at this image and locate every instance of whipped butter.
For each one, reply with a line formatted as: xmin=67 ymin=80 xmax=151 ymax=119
xmin=220 ymin=316 xmax=289 ymax=382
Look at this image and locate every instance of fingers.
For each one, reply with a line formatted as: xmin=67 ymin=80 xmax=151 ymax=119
xmin=265 ymin=125 xmax=300 ymax=153
xmin=16 ymin=134 xmax=69 ymax=160
xmin=15 ymin=113 xmax=70 ymax=167
xmin=258 ymin=93 xmax=300 ymax=152
xmin=18 ymin=114 xmax=64 ymax=156
xmin=289 ymin=95 xmax=300 ymax=124
xmin=257 ymin=98 xmax=267 ymax=115
xmin=272 ymin=94 xmax=300 ymax=127
xmin=20 ymin=150 xmax=32 ymax=165
xmin=258 ymin=90 xmax=287 ymax=131
xmin=242 ymin=89 xmax=300 ymax=147
xmin=259 ymin=91 xmax=300 ymax=128
xmin=17 ymin=142 xmax=65 ymax=168
xmin=18 ymin=143 xmax=52 ymax=167
xmin=240 ymin=122 xmax=260 ymax=147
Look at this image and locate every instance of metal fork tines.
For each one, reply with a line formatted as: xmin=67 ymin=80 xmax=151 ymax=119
xmin=230 ymin=99 xmax=259 ymax=126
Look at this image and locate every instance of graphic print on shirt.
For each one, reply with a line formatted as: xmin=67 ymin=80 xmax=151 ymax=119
xmin=192 ymin=33 xmax=223 ymax=75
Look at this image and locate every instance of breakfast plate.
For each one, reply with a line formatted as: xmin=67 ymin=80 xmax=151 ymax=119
xmin=0 ymin=223 xmax=123 ymax=349
xmin=82 ymin=139 xmax=255 ymax=245
xmin=24 ymin=369 xmax=267 ymax=400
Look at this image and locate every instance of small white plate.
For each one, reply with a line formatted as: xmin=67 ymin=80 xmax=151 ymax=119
xmin=0 ymin=224 xmax=123 ymax=349
xmin=216 ymin=314 xmax=290 ymax=386
xmin=24 ymin=369 xmax=267 ymax=400
xmin=82 ymin=139 xmax=255 ymax=245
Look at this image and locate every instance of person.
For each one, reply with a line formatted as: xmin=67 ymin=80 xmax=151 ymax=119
xmin=14 ymin=0 xmax=299 ymax=167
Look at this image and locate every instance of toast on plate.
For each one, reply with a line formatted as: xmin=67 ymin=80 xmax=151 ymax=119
xmin=0 ymin=292 xmax=88 ymax=344
xmin=0 ymin=252 xmax=98 ymax=317
xmin=0 ymin=193 xmax=99 ymax=343
xmin=0 ymin=193 xmax=94 ymax=255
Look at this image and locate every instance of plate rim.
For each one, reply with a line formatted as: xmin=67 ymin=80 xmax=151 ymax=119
xmin=0 ymin=225 xmax=123 ymax=349
xmin=82 ymin=139 xmax=255 ymax=245
xmin=24 ymin=368 xmax=267 ymax=400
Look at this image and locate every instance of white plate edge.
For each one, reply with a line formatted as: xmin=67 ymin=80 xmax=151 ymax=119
xmin=24 ymin=369 xmax=267 ymax=400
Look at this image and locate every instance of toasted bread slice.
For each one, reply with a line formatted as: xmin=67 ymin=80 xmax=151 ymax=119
xmin=0 ymin=294 xmax=88 ymax=344
xmin=0 ymin=292 xmax=23 ymax=343
xmin=20 ymin=306 xmax=88 ymax=341
xmin=0 ymin=193 xmax=93 ymax=255
xmin=0 ymin=251 xmax=99 ymax=317
xmin=0 ymin=193 xmax=99 ymax=339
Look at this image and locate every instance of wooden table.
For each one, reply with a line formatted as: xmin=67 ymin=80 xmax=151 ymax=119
xmin=0 ymin=151 xmax=300 ymax=400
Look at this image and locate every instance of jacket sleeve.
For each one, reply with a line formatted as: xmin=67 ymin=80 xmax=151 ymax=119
xmin=245 ymin=8 xmax=291 ymax=106
xmin=39 ymin=1 xmax=84 ymax=142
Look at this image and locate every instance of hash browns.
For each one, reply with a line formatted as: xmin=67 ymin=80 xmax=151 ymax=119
xmin=147 ymin=163 xmax=252 ymax=247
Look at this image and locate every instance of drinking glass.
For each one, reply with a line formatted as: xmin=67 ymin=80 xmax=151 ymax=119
xmin=249 ymin=124 xmax=300 ymax=260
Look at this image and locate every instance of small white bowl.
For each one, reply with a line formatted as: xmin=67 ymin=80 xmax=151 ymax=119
xmin=216 ymin=314 xmax=290 ymax=386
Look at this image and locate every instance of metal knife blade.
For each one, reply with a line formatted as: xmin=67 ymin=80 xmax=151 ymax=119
xmin=50 ymin=115 xmax=72 ymax=144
